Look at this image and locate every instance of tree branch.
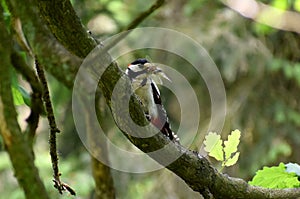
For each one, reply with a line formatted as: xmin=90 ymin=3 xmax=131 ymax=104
xmin=10 ymin=51 xmax=43 ymax=145
xmin=88 ymin=94 xmax=116 ymax=199
xmin=37 ymin=0 xmax=165 ymax=57
xmin=123 ymin=0 xmax=165 ymax=31
xmin=37 ymin=0 xmax=97 ymax=58
xmin=95 ymin=53 xmax=300 ymax=199
xmin=103 ymin=0 xmax=165 ymax=51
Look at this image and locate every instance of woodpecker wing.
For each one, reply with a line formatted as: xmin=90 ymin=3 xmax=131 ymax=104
xmin=150 ymin=81 xmax=179 ymax=142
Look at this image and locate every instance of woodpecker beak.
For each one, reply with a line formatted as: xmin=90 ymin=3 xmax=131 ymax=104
xmin=157 ymin=71 xmax=171 ymax=82
xmin=152 ymin=65 xmax=171 ymax=82
xmin=143 ymin=63 xmax=170 ymax=81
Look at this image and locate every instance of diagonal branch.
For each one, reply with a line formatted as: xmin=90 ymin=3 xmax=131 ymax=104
xmin=122 ymin=0 xmax=165 ymax=31
xmin=95 ymin=53 xmax=300 ymax=199
xmin=37 ymin=0 xmax=165 ymax=57
xmin=37 ymin=0 xmax=97 ymax=58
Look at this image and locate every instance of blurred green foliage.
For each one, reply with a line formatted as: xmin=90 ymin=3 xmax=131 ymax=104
xmin=0 ymin=151 xmax=94 ymax=199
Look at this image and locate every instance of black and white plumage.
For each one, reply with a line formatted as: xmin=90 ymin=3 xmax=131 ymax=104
xmin=125 ymin=58 xmax=179 ymax=142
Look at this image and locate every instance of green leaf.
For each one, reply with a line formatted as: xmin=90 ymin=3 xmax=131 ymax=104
xmin=204 ymin=132 xmax=224 ymax=161
xmin=224 ymin=129 xmax=241 ymax=160
xmin=10 ymin=68 xmax=30 ymax=106
xmin=11 ymin=85 xmax=31 ymax=106
xmin=11 ymin=86 xmax=25 ymax=105
xmin=249 ymin=163 xmax=300 ymax=189
xmin=223 ymin=152 xmax=240 ymax=167
xmin=17 ymin=86 xmax=31 ymax=106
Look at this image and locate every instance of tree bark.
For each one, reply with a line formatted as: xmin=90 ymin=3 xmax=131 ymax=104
xmin=85 ymin=99 xmax=116 ymax=199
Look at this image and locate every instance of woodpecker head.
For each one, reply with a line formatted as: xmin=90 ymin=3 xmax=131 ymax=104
xmin=126 ymin=58 xmax=170 ymax=86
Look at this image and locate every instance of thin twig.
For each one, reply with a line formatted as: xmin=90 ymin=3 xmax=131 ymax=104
xmin=122 ymin=0 xmax=165 ymax=31
xmin=12 ymin=13 xmax=75 ymax=196
xmin=35 ymin=58 xmax=76 ymax=196
xmin=35 ymin=58 xmax=60 ymax=182
xmin=102 ymin=0 xmax=165 ymax=52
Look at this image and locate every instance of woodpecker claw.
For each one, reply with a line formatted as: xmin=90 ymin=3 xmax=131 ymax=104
xmin=145 ymin=114 xmax=151 ymax=121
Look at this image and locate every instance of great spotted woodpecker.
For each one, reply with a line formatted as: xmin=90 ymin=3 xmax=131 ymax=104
xmin=125 ymin=58 xmax=179 ymax=142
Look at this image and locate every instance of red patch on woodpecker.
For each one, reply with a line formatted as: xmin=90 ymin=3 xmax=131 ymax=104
xmin=151 ymin=116 xmax=164 ymax=130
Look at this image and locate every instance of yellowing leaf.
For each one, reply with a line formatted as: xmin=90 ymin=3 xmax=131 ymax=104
xmin=223 ymin=152 xmax=240 ymax=167
xmin=204 ymin=130 xmax=242 ymax=168
xmin=295 ymin=0 xmax=300 ymax=12
xmin=204 ymin=132 xmax=224 ymax=161
xmin=224 ymin=129 xmax=241 ymax=160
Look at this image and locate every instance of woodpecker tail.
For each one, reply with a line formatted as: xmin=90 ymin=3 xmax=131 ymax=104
xmin=150 ymin=82 xmax=180 ymax=143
